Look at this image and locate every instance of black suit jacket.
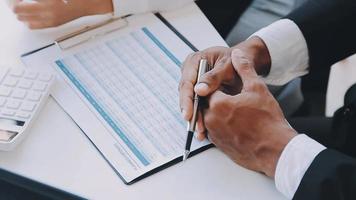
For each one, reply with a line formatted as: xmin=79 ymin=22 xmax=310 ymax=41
xmin=285 ymin=0 xmax=356 ymax=199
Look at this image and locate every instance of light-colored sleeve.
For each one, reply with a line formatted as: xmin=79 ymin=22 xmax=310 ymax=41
xmin=112 ymin=0 xmax=195 ymax=17
xmin=275 ymin=134 xmax=326 ymax=199
xmin=251 ymin=19 xmax=309 ymax=86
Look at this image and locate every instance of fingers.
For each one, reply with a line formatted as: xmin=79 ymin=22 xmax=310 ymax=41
xmin=13 ymin=1 xmax=49 ymax=29
xmin=17 ymin=14 xmax=43 ymax=22
xmin=195 ymin=58 xmax=230 ymax=96
xmin=13 ymin=1 xmax=42 ymax=15
xmin=12 ymin=0 xmax=78 ymax=29
xmin=179 ymin=47 xmax=233 ymax=122
xmin=179 ymin=52 xmax=203 ymax=120
xmin=179 ymin=52 xmax=229 ymax=121
xmin=203 ymin=90 xmax=231 ymax=137
xmin=204 ymin=90 xmax=230 ymax=122
xmin=207 ymin=90 xmax=230 ymax=110
xmin=196 ymin=111 xmax=206 ymax=141
xmin=231 ymin=49 xmax=270 ymax=107
xmin=231 ymin=49 xmax=259 ymax=91
xmin=27 ymin=21 xmax=50 ymax=29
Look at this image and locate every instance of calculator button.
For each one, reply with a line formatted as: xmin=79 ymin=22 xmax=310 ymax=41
xmin=0 ymin=98 xmax=6 ymax=107
xmin=2 ymin=109 xmax=15 ymax=116
xmin=39 ymin=73 xmax=53 ymax=82
xmin=16 ymin=111 xmax=31 ymax=119
xmin=12 ymin=89 xmax=27 ymax=99
xmin=4 ymin=77 xmax=19 ymax=87
xmin=27 ymin=92 xmax=42 ymax=102
xmin=10 ymin=68 xmax=25 ymax=77
xmin=7 ymin=100 xmax=21 ymax=109
xmin=24 ymin=71 xmax=39 ymax=80
xmin=0 ymin=68 xmax=10 ymax=84
xmin=21 ymin=102 xmax=36 ymax=112
xmin=0 ymin=86 xmax=12 ymax=97
xmin=18 ymin=80 xmax=33 ymax=89
xmin=33 ymin=82 xmax=47 ymax=92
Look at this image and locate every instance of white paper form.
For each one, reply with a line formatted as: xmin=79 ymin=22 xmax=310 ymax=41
xmin=47 ymin=16 xmax=210 ymax=183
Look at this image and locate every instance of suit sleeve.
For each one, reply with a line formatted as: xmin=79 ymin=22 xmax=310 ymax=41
xmin=286 ymin=0 xmax=356 ymax=70
xmin=293 ymin=149 xmax=356 ymax=200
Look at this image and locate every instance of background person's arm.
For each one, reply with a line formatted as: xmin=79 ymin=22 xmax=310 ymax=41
xmin=12 ymin=0 xmax=195 ymax=29
xmin=12 ymin=0 xmax=114 ymax=29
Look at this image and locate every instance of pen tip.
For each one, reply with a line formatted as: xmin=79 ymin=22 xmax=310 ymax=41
xmin=183 ymin=150 xmax=190 ymax=162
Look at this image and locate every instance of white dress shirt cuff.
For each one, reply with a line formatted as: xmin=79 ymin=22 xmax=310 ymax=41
xmin=252 ymin=19 xmax=309 ymax=86
xmin=275 ymin=134 xmax=326 ymax=199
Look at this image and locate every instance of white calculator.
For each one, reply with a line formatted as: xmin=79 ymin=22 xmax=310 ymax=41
xmin=0 ymin=67 xmax=54 ymax=151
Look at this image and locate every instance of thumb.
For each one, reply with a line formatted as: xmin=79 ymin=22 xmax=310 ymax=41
xmin=208 ymin=90 xmax=229 ymax=104
xmin=231 ymin=49 xmax=259 ymax=91
xmin=195 ymin=59 xmax=231 ymax=96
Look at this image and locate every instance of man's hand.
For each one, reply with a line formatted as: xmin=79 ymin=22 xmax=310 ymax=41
xmin=179 ymin=46 xmax=239 ymax=140
xmin=179 ymin=37 xmax=271 ymax=140
xmin=13 ymin=0 xmax=113 ymax=29
xmin=203 ymin=49 xmax=297 ymax=178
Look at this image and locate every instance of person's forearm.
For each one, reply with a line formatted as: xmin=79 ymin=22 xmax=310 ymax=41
xmin=13 ymin=0 xmax=114 ymax=29
xmin=84 ymin=0 xmax=113 ymax=16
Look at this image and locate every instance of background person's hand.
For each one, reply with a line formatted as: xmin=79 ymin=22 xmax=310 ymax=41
xmin=179 ymin=37 xmax=271 ymax=140
xmin=12 ymin=0 xmax=113 ymax=29
xmin=203 ymin=49 xmax=297 ymax=177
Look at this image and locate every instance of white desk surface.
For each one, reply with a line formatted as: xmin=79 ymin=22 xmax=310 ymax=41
xmin=0 ymin=2 xmax=285 ymax=200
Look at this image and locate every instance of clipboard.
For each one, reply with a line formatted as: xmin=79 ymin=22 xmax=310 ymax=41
xmin=22 ymin=13 xmax=197 ymax=57
xmin=21 ymin=12 xmax=213 ymax=185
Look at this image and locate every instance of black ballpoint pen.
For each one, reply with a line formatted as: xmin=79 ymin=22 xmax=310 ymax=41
xmin=183 ymin=59 xmax=208 ymax=161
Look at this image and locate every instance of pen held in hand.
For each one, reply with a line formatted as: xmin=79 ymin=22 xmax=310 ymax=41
xmin=183 ymin=59 xmax=209 ymax=161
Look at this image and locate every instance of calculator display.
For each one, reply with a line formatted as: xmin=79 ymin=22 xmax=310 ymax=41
xmin=0 ymin=118 xmax=25 ymax=127
xmin=0 ymin=118 xmax=24 ymax=142
xmin=0 ymin=130 xmax=18 ymax=142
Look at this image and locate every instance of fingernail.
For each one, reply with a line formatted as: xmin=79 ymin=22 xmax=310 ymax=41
xmin=195 ymin=131 xmax=200 ymax=139
xmin=182 ymin=109 xmax=189 ymax=120
xmin=195 ymin=83 xmax=209 ymax=92
xmin=239 ymin=58 xmax=249 ymax=65
xmin=197 ymin=132 xmax=205 ymax=141
xmin=196 ymin=124 xmax=202 ymax=133
xmin=232 ymin=48 xmax=244 ymax=57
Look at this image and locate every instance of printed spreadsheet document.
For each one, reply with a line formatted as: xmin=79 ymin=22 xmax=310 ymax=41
xmin=52 ymin=20 xmax=210 ymax=183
